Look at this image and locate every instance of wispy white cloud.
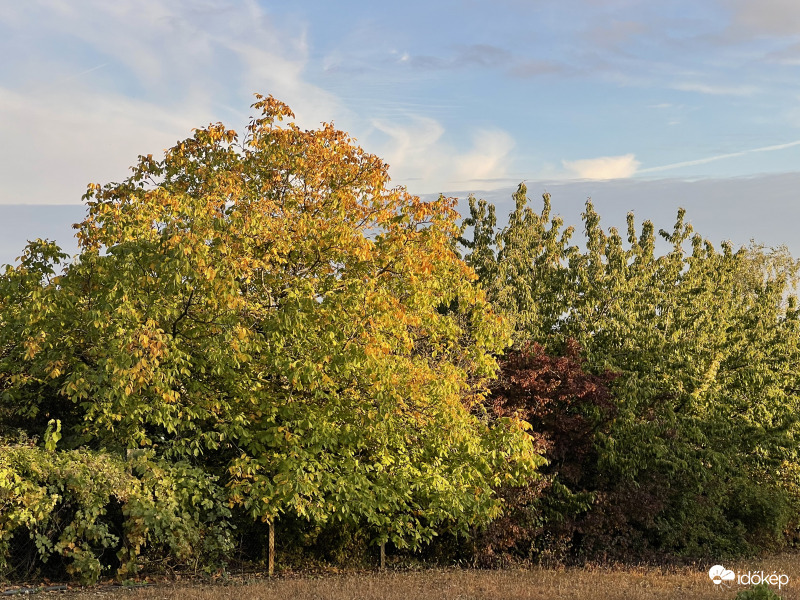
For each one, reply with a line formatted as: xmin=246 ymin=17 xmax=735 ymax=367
xmin=0 ymin=87 xmax=206 ymax=204
xmin=0 ymin=0 xmax=352 ymax=204
xmin=1 ymin=0 xmax=524 ymax=203
xmin=369 ymin=117 xmax=515 ymax=193
xmin=562 ymin=154 xmax=641 ymax=180
xmin=672 ymin=82 xmax=760 ymax=96
xmin=454 ymin=130 xmax=516 ymax=184
xmin=639 ymin=139 xmax=800 ymax=174
xmin=4 ymin=0 xmax=799 ymax=207
xmin=371 ymin=116 xmax=446 ymax=170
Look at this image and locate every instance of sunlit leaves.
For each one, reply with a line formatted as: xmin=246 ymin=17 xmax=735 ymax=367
xmin=462 ymin=184 xmax=800 ymax=558
xmin=0 ymin=95 xmax=539 ymax=553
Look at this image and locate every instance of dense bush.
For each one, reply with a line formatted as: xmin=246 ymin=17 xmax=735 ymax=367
xmin=0 ymin=435 xmax=232 ymax=583
xmin=734 ymin=583 xmax=784 ymax=600
xmin=462 ymin=184 xmax=800 ymax=562
xmin=474 ymin=340 xmax=617 ymax=565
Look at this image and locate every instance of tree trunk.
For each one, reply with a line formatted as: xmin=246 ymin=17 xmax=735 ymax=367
xmin=268 ymin=519 xmax=275 ymax=577
xmin=380 ymin=541 xmax=385 ymax=570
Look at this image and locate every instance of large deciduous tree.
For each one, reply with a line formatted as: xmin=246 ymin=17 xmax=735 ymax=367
xmin=0 ymin=95 xmax=541 ymax=559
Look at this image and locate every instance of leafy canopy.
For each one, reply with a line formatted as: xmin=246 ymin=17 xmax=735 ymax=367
xmin=0 ymin=96 xmax=541 ymax=553
xmin=461 ymin=183 xmax=800 ymax=558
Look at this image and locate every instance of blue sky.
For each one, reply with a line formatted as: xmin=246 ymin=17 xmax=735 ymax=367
xmin=2 ymin=0 xmax=800 ymax=264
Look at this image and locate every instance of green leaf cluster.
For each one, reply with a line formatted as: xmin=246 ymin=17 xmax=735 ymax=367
xmin=734 ymin=583 xmax=784 ymax=600
xmin=463 ymin=183 xmax=800 ymax=558
xmin=0 ymin=438 xmax=231 ymax=583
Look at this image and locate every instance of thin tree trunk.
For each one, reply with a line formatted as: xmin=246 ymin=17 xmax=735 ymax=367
xmin=268 ymin=519 xmax=275 ymax=577
xmin=380 ymin=541 xmax=385 ymax=570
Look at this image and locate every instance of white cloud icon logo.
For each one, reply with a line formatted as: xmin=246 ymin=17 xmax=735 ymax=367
xmin=709 ymin=565 xmax=736 ymax=585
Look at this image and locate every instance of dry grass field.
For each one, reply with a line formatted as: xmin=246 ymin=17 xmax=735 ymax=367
xmin=4 ymin=554 xmax=794 ymax=600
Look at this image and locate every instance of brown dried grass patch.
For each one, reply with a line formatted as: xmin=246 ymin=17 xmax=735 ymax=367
xmin=19 ymin=554 xmax=800 ymax=600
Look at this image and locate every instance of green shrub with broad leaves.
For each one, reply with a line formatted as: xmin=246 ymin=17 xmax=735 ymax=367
xmin=0 ymin=432 xmax=232 ymax=583
xmin=734 ymin=583 xmax=784 ymax=599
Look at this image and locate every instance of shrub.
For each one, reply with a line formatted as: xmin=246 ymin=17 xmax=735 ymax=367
xmin=734 ymin=583 xmax=784 ymax=599
xmin=0 ymin=438 xmax=232 ymax=583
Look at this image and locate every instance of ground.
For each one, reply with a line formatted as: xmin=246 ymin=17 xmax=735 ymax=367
xmin=5 ymin=555 xmax=800 ymax=599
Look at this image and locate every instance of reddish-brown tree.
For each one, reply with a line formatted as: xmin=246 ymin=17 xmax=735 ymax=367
xmin=476 ymin=339 xmax=618 ymax=564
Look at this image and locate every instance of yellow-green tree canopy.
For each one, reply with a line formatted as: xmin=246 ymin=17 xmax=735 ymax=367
xmin=0 ymin=95 xmax=541 ymax=550
xmin=461 ymin=183 xmax=800 ymax=557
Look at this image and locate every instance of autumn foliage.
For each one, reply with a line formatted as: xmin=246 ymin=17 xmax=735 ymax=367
xmin=473 ymin=340 xmax=618 ymax=564
xmin=2 ymin=96 xmax=800 ymax=583
xmin=0 ymin=95 xmax=539 ymax=582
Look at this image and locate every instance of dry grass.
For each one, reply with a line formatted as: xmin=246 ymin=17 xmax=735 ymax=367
xmin=11 ymin=555 xmax=800 ymax=599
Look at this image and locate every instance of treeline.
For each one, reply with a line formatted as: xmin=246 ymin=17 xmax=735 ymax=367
xmin=1 ymin=96 xmax=799 ymax=583
xmin=461 ymin=188 xmax=800 ymax=564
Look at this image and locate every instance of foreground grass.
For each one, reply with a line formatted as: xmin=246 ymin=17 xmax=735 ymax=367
xmin=10 ymin=555 xmax=800 ymax=599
